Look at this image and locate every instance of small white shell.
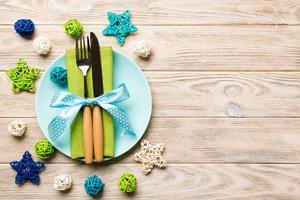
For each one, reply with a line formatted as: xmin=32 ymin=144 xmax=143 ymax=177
xmin=134 ymin=40 xmax=151 ymax=58
xmin=7 ymin=119 xmax=26 ymax=137
xmin=54 ymin=174 xmax=72 ymax=191
xmin=33 ymin=36 xmax=51 ymax=55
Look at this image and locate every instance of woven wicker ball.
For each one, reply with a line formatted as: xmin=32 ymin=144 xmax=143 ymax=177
xmin=54 ymin=174 xmax=72 ymax=191
xmin=84 ymin=175 xmax=105 ymax=197
xmin=50 ymin=66 xmax=67 ymax=87
xmin=64 ymin=19 xmax=83 ymax=37
xmin=7 ymin=119 xmax=26 ymax=137
xmin=14 ymin=19 xmax=35 ymax=36
xmin=118 ymin=172 xmax=137 ymax=193
xmin=34 ymin=139 xmax=55 ymax=160
xmin=134 ymin=40 xmax=151 ymax=58
xmin=33 ymin=36 xmax=51 ymax=55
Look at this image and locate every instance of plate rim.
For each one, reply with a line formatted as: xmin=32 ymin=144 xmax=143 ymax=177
xmin=35 ymin=49 xmax=152 ymax=161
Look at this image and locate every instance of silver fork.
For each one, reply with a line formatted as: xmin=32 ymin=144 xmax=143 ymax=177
xmin=76 ymin=36 xmax=91 ymax=98
xmin=75 ymin=36 xmax=94 ymax=164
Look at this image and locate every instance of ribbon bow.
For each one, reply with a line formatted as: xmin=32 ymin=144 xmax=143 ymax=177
xmin=48 ymin=84 xmax=135 ymax=141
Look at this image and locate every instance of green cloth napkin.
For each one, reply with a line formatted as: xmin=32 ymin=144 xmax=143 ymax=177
xmin=66 ymin=47 xmax=114 ymax=159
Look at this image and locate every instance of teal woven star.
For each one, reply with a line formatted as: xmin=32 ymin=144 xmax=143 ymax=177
xmin=102 ymin=10 xmax=137 ymax=46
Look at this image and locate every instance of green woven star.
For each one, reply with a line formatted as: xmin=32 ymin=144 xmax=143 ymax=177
xmin=7 ymin=59 xmax=40 ymax=93
xmin=102 ymin=10 xmax=137 ymax=46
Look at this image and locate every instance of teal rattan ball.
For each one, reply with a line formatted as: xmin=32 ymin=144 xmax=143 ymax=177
xmin=50 ymin=66 xmax=67 ymax=87
xmin=84 ymin=175 xmax=105 ymax=197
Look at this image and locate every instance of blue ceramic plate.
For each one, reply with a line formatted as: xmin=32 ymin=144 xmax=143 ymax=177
xmin=36 ymin=50 xmax=152 ymax=160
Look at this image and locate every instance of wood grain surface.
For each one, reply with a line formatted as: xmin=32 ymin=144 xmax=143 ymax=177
xmin=0 ymin=0 xmax=300 ymax=199
xmin=0 ymin=117 xmax=299 ymax=164
xmin=0 ymin=164 xmax=299 ymax=199
xmin=2 ymin=25 xmax=300 ymax=71
xmin=1 ymin=0 xmax=300 ymax=25
xmin=2 ymin=72 xmax=300 ymax=118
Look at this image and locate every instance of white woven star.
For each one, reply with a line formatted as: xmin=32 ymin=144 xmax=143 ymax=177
xmin=133 ymin=139 xmax=167 ymax=174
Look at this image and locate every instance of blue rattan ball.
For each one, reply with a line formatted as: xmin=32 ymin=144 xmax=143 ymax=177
xmin=84 ymin=175 xmax=105 ymax=197
xmin=50 ymin=66 xmax=67 ymax=87
xmin=14 ymin=19 xmax=35 ymax=37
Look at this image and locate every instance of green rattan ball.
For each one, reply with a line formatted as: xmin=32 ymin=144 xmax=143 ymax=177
xmin=118 ymin=173 xmax=137 ymax=193
xmin=64 ymin=19 xmax=83 ymax=37
xmin=34 ymin=139 xmax=55 ymax=160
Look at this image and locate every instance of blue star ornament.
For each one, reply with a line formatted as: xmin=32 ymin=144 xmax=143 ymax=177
xmin=102 ymin=10 xmax=137 ymax=45
xmin=10 ymin=151 xmax=45 ymax=185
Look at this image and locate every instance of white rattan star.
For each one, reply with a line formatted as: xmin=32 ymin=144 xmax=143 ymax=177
xmin=133 ymin=139 xmax=167 ymax=174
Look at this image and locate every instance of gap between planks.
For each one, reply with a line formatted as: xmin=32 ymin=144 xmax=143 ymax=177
xmin=1 ymin=162 xmax=300 ymax=165
xmin=2 ymin=24 xmax=300 ymax=26
xmin=2 ymin=116 xmax=300 ymax=119
xmin=4 ymin=70 xmax=300 ymax=72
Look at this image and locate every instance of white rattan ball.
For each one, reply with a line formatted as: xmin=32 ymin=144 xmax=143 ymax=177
xmin=134 ymin=40 xmax=151 ymax=58
xmin=33 ymin=36 xmax=51 ymax=55
xmin=54 ymin=174 xmax=72 ymax=191
xmin=7 ymin=119 xmax=26 ymax=137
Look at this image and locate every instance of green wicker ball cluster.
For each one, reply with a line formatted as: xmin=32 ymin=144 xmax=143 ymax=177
xmin=118 ymin=173 xmax=137 ymax=193
xmin=64 ymin=19 xmax=83 ymax=37
xmin=34 ymin=139 xmax=55 ymax=160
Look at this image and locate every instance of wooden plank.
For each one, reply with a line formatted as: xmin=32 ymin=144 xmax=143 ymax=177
xmin=1 ymin=0 xmax=300 ymax=25
xmin=0 ymin=163 xmax=299 ymax=199
xmin=149 ymin=72 xmax=300 ymax=118
xmin=1 ymin=117 xmax=299 ymax=164
xmin=2 ymin=72 xmax=300 ymax=118
xmin=1 ymin=25 xmax=300 ymax=71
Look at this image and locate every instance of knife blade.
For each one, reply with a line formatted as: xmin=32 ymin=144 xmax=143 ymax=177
xmin=91 ymin=32 xmax=103 ymax=96
xmin=90 ymin=32 xmax=104 ymax=162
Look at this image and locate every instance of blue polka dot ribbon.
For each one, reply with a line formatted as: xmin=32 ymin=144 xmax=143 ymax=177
xmin=48 ymin=84 xmax=135 ymax=141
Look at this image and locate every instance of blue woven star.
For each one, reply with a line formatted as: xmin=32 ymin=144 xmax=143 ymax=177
xmin=10 ymin=151 xmax=45 ymax=185
xmin=102 ymin=10 xmax=137 ymax=46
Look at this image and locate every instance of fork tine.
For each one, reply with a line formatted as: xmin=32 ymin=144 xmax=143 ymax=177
xmin=80 ymin=37 xmax=83 ymax=59
xmin=83 ymin=36 xmax=86 ymax=59
xmin=75 ymin=38 xmax=79 ymax=60
xmin=87 ymin=36 xmax=90 ymax=53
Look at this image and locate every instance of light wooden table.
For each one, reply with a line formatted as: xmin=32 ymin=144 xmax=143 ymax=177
xmin=1 ymin=0 xmax=300 ymax=199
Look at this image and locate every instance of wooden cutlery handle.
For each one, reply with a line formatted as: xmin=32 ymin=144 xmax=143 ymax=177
xmin=93 ymin=105 xmax=104 ymax=162
xmin=83 ymin=106 xmax=94 ymax=164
